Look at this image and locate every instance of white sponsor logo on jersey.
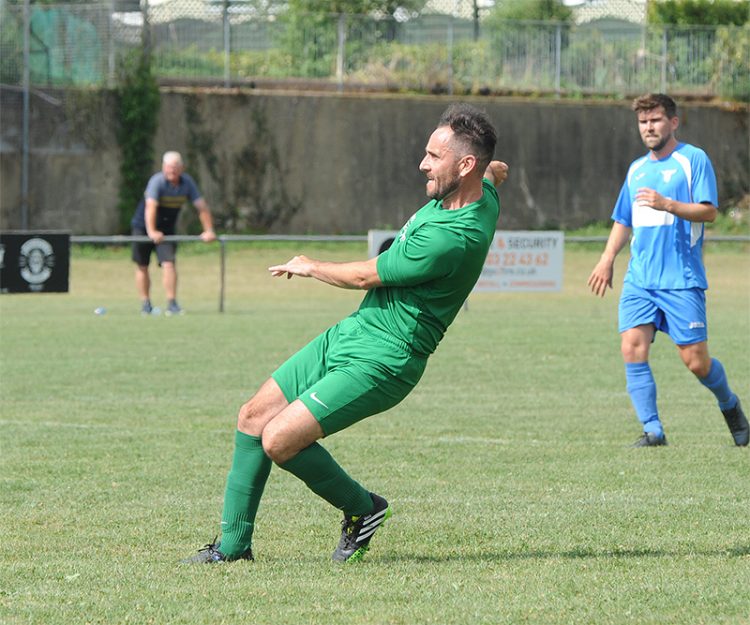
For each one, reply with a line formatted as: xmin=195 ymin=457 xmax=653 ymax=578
xmin=632 ymin=199 xmax=674 ymax=228
xmin=661 ymin=169 xmax=678 ymax=183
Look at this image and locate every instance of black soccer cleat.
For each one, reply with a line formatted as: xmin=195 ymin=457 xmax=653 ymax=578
xmin=631 ymin=432 xmax=668 ymax=447
xmin=332 ymin=492 xmax=392 ymax=563
xmin=181 ymin=536 xmax=254 ymax=564
xmin=722 ymin=398 xmax=749 ymax=446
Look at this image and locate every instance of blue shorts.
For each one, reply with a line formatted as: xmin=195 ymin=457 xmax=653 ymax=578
xmin=618 ymin=283 xmax=708 ymax=345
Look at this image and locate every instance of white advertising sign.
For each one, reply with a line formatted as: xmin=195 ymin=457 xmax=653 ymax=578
xmin=474 ymin=230 xmax=564 ymax=292
xmin=369 ymin=229 xmax=564 ymax=293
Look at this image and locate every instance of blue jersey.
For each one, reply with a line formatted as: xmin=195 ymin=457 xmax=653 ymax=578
xmin=130 ymin=172 xmax=202 ymax=234
xmin=612 ymin=142 xmax=718 ymax=290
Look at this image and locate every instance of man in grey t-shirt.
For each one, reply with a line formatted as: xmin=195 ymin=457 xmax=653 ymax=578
xmin=130 ymin=151 xmax=216 ymax=315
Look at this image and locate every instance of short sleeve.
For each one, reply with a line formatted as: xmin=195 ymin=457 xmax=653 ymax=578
xmin=377 ymin=224 xmax=463 ymax=287
xmin=144 ymin=174 xmax=162 ymax=201
xmin=182 ymin=174 xmax=203 ymax=203
xmin=691 ymin=150 xmax=718 ymax=206
xmin=611 ymin=179 xmax=632 ymax=227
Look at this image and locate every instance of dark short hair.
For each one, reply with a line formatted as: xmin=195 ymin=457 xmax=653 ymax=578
xmin=631 ymin=93 xmax=677 ymax=118
xmin=438 ymin=103 xmax=496 ymax=172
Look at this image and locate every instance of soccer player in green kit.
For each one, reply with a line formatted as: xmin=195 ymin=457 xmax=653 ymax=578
xmin=184 ymin=104 xmax=509 ymax=564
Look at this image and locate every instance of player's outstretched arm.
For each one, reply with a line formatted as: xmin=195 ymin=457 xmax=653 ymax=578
xmin=587 ymin=221 xmax=631 ymax=298
xmin=484 ymin=161 xmax=509 ymax=187
xmin=269 ymin=255 xmax=383 ymax=290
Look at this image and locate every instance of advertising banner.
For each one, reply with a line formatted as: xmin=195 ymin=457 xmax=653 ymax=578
xmin=369 ymin=230 xmax=564 ymax=293
xmin=0 ymin=232 xmax=71 ymax=293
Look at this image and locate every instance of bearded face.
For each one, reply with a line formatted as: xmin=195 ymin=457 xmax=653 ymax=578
xmin=419 ymin=126 xmax=464 ymax=202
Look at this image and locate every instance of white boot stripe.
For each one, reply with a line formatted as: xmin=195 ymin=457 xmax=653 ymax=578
xmin=357 ymin=526 xmax=379 ymax=541
xmin=357 ymin=512 xmax=387 ymax=540
xmin=362 ymin=510 xmax=386 ymax=528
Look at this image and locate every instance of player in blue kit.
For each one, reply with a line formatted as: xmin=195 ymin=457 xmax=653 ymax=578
xmin=588 ymin=93 xmax=747 ymax=447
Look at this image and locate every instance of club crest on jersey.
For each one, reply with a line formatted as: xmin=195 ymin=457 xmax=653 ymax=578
xmin=661 ymin=169 xmax=678 ymax=183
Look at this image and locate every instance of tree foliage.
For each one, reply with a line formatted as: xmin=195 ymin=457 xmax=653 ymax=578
xmin=489 ymin=0 xmax=574 ymax=22
xmin=278 ymin=0 xmax=427 ymax=77
xmin=114 ymin=49 xmax=160 ymax=233
xmin=286 ymin=0 xmax=426 ymax=17
xmin=647 ymin=0 xmax=750 ymax=25
xmin=2 ymin=0 xmax=100 ymax=3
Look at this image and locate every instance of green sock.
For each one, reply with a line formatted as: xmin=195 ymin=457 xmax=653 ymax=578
xmin=219 ymin=431 xmax=272 ymax=557
xmin=279 ymin=442 xmax=373 ymax=516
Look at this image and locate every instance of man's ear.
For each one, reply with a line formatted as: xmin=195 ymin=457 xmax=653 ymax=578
xmin=459 ymin=154 xmax=478 ymax=178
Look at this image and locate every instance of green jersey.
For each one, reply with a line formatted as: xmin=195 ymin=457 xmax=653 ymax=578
xmin=359 ymin=179 xmax=500 ymax=357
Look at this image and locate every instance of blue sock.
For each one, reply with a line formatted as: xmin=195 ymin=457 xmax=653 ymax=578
xmin=698 ymin=358 xmax=737 ymax=411
xmin=625 ymin=362 xmax=662 ymax=436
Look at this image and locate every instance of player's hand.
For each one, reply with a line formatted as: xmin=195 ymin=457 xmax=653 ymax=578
xmin=149 ymin=230 xmax=165 ymax=244
xmin=200 ymin=230 xmax=217 ymax=242
xmin=587 ymin=260 xmax=613 ymax=298
xmin=269 ymin=255 xmax=314 ymax=279
xmin=485 ymin=161 xmax=509 ymax=187
xmin=635 ymin=188 xmax=670 ymax=213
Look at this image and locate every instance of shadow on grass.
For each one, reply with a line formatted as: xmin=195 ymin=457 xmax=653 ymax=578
xmin=384 ymin=544 xmax=750 ymax=563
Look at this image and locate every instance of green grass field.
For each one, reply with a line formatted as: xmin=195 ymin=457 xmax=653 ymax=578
xmin=1 ymin=243 xmax=749 ymax=625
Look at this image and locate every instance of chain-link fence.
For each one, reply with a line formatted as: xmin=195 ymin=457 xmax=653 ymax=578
xmin=2 ymin=1 xmax=748 ymax=99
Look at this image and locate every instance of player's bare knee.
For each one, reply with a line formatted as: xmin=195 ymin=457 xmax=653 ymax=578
xmin=621 ymin=342 xmax=646 ymax=362
xmin=237 ymin=399 xmax=260 ymax=430
xmin=685 ymin=357 xmax=710 ymax=378
xmin=679 ymin=343 xmax=711 ymax=378
xmin=260 ymin=428 xmax=287 ymax=464
xmin=260 ymin=436 xmax=277 ymax=462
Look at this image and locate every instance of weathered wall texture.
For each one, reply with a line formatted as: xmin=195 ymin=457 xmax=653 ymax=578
xmin=1 ymin=87 xmax=748 ymax=234
xmin=1 ymin=87 xmax=121 ymax=233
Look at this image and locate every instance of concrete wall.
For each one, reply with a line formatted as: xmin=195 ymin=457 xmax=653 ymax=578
xmin=1 ymin=86 xmax=748 ymax=234
xmin=1 ymin=87 xmax=121 ymax=233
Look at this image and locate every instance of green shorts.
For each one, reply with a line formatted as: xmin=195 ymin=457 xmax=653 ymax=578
xmin=271 ymin=315 xmax=427 ymax=436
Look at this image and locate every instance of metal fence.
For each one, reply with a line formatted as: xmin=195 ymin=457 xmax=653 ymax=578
xmin=1 ymin=1 xmax=748 ymax=98
xmin=69 ymin=233 xmax=748 ymax=312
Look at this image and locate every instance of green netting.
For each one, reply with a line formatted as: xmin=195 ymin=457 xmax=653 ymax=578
xmin=29 ymin=7 xmax=103 ymax=85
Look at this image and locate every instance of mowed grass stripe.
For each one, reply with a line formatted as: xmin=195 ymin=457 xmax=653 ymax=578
xmin=1 ymin=244 xmax=748 ymax=625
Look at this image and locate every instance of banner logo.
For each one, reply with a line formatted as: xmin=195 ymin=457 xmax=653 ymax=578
xmin=19 ymin=237 xmax=56 ymax=287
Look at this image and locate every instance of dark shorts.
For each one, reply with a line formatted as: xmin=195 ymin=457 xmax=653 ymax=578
xmin=272 ymin=315 xmax=428 ymax=436
xmin=131 ymin=227 xmax=177 ymax=266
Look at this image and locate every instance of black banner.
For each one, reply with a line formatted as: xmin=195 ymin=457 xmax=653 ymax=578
xmin=0 ymin=232 xmax=70 ymax=293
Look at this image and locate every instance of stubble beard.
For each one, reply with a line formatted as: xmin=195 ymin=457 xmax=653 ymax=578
xmin=427 ymin=174 xmax=461 ymax=202
xmin=644 ymin=133 xmax=670 ymax=153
